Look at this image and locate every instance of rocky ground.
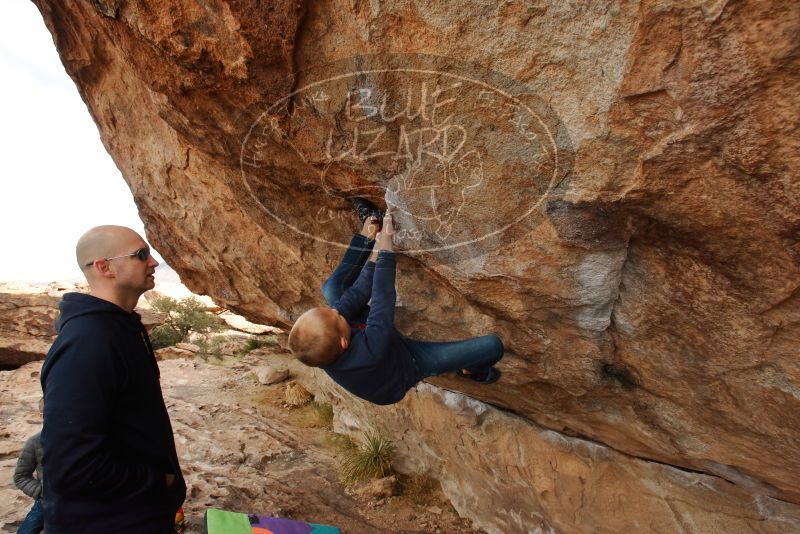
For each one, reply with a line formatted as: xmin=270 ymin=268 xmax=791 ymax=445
xmin=0 ymin=349 xmax=482 ymax=533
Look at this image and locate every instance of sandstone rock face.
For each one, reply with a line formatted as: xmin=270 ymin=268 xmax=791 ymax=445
xmin=218 ymin=311 xmax=283 ymax=336
xmin=175 ymin=342 xmax=202 ymax=353
xmin=33 ymin=0 xmax=800 ymax=530
xmin=0 ymin=283 xmax=164 ymax=367
xmin=0 ymin=292 xmax=60 ymax=368
xmin=294 ymin=360 xmax=800 ymax=533
xmin=155 ymin=346 xmax=196 ymax=361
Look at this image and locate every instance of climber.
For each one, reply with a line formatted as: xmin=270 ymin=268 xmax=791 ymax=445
xmin=288 ymin=198 xmax=504 ymax=406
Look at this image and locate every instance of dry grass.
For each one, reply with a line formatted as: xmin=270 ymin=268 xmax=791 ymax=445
xmin=325 ymin=432 xmax=358 ymax=452
xmin=397 ymin=473 xmax=448 ymax=506
xmin=235 ymin=335 xmax=278 ymax=357
xmin=283 ymin=381 xmax=313 ymax=407
xmin=294 ymin=401 xmax=334 ymax=429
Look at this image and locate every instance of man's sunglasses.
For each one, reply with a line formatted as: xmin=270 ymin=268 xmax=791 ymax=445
xmin=84 ymin=247 xmax=151 ymax=267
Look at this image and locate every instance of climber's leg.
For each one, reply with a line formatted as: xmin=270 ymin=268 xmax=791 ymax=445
xmin=402 ymin=334 xmax=504 ymax=382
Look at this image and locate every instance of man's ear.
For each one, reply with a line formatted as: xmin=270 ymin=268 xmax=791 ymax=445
xmin=95 ymin=260 xmax=115 ymax=278
xmin=340 ymin=337 xmax=349 ymax=350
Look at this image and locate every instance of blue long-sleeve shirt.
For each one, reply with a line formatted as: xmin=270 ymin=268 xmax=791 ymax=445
xmin=322 ymin=239 xmax=417 ymax=405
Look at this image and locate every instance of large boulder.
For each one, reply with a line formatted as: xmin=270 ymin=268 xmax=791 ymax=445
xmin=32 ymin=1 xmax=800 ymax=530
xmin=297 ymin=360 xmax=800 ymax=533
xmin=0 ymin=283 xmax=165 ymax=367
xmin=0 ymin=292 xmax=61 ymax=368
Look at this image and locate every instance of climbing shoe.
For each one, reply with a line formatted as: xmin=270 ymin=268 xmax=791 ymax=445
xmin=457 ymin=367 xmax=501 ymax=384
xmin=350 ymin=197 xmax=385 ymax=225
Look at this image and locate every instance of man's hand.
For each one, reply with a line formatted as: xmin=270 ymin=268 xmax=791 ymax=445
xmin=165 ymin=473 xmax=175 ymax=488
xmin=359 ymin=216 xmax=379 ymax=240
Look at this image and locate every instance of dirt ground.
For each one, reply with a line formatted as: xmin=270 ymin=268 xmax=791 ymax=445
xmin=0 ymin=353 xmax=483 ymax=534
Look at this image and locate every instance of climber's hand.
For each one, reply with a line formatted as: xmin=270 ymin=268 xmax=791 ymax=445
xmin=375 ymin=212 xmax=394 ymax=252
xmin=360 ymin=216 xmax=379 ymax=240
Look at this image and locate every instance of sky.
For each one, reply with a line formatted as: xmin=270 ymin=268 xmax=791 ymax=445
xmin=0 ymin=1 xmax=165 ymax=283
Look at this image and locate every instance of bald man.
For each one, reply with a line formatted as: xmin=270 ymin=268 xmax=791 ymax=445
xmin=40 ymin=226 xmax=185 ymax=534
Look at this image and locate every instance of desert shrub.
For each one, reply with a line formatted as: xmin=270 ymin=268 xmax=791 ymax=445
xmin=339 ymin=430 xmax=396 ymax=484
xmin=284 ymin=381 xmax=313 ymax=407
xmin=196 ymin=334 xmax=227 ymax=359
xmin=149 ymin=296 xmax=225 ymax=349
xmin=235 ymin=335 xmax=277 ymax=357
xmin=149 ymin=324 xmax=184 ymax=350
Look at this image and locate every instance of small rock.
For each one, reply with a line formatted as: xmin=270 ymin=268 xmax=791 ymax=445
xmin=210 ymin=487 xmax=229 ymax=498
xmin=0 ymin=441 xmax=21 ymax=457
xmin=429 ymin=505 xmax=443 ymax=515
xmin=155 ymin=346 xmax=195 ymax=361
xmin=175 ymin=342 xmax=201 ymax=353
xmin=255 ymin=365 xmax=289 ymax=385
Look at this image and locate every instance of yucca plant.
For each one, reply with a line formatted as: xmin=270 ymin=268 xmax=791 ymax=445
xmin=340 ymin=430 xmax=396 ymax=484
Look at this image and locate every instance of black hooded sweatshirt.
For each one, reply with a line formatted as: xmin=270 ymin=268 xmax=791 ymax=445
xmin=40 ymin=292 xmax=186 ymax=533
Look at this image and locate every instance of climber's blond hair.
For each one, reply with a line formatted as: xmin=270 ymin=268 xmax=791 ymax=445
xmin=288 ymin=308 xmax=344 ymax=367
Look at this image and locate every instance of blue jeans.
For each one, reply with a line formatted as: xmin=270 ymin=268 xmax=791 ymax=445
xmin=17 ymin=499 xmax=43 ymax=534
xmin=322 ymin=234 xmax=374 ymax=307
xmin=402 ymin=334 xmax=504 ymax=380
